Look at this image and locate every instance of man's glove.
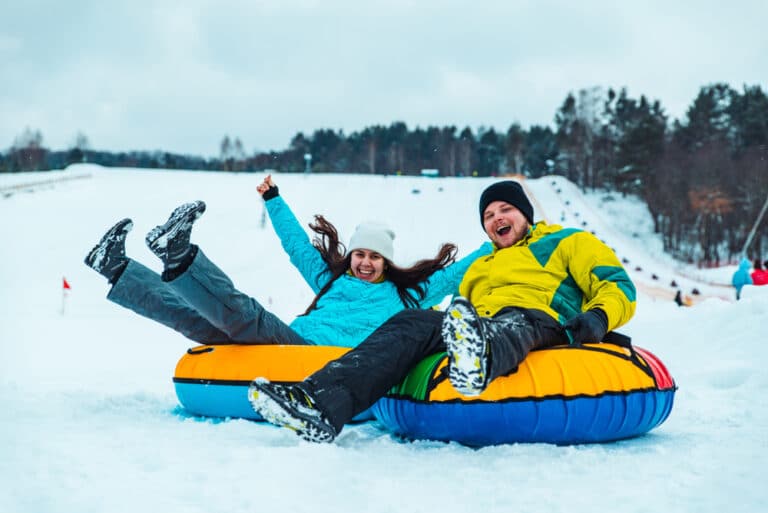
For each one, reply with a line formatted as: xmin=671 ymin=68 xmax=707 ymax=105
xmin=564 ymin=309 xmax=608 ymax=345
xmin=262 ymin=184 xmax=279 ymax=201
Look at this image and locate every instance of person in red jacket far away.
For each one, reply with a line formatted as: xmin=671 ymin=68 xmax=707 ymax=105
xmin=751 ymin=259 xmax=768 ymax=286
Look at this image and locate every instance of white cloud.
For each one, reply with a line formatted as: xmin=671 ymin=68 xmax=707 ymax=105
xmin=1 ymin=1 xmax=766 ymax=156
xmin=0 ymin=34 xmax=22 ymax=52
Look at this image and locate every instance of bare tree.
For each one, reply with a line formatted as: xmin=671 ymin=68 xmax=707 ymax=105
xmin=10 ymin=127 xmax=47 ymax=171
xmin=70 ymin=132 xmax=90 ymax=150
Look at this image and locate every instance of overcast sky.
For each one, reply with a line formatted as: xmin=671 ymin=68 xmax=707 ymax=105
xmin=2 ymin=1 xmax=766 ymax=157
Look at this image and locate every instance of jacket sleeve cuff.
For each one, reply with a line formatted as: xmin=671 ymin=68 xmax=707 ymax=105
xmin=262 ymin=185 xmax=280 ymax=201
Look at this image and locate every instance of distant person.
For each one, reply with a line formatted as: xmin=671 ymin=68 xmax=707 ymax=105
xmin=248 ymin=180 xmax=636 ymax=443
xmin=83 ymin=176 xmax=491 ymax=348
xmin=674 ymin=289 xmax=692 ymax=307
xmin=750 ymin=259 xmax=768 ymax=286
xmin=731 ymin=258 xmax=753 ymax=300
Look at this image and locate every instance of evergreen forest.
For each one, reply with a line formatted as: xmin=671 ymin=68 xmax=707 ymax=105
xmin=2 ymin=82 xmax=766 ymax=265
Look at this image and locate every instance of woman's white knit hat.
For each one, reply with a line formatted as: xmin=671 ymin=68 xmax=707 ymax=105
xmin=347 ymin=222 xmax=395 ymax=261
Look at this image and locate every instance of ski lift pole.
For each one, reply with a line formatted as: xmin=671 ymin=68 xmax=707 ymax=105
xmin=741 ymin=192 xmax=768 ymax=256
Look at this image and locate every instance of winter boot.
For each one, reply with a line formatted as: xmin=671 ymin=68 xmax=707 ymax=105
xmin=248 ymin=379 xmax=338 ymax=443
xmin=84 ymin=218 xmax=133 ymax=283
xmin=442 ymin=296 xmax=489 ymax=396
xmin=145 ymin=201 xmax=206 ymax=271
xmin=444 ymin=298 xmax=545 ymax=396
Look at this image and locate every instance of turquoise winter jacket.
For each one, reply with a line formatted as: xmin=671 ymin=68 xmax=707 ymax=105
xmin=266 ymin=195 xmax=491 ymax=347
xmin=731 ymin=258 xmax=753 ymax=299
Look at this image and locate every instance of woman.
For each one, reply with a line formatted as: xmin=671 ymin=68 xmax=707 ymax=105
xmin=84 ymin=176 xmax=491 ymax=347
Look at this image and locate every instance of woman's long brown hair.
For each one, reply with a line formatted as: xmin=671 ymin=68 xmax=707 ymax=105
xmin=301 ymin=215 xmax=458 ymax=315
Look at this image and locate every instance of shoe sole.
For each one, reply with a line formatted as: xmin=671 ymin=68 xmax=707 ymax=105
xmin=145 ymin=201 xmax=206 ymax=253
xmin=84 ymin=218 xmax=133 ymax=271
xmin=443 ymin=298 xmax=488 ymax=396
xmin=248 ymin=380 xmax=336 ymax=443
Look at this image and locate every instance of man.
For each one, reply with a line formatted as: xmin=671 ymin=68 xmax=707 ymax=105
xmin=249 ymin=180 xmax=637 ymax=443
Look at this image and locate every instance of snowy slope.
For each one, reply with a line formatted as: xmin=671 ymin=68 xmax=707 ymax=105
xmin=0 ymin=165 xmax=765 ymax=513
xmin=523 ymin=175 xmax=733 ymax=302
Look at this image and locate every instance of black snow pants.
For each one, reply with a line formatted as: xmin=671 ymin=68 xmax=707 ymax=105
xmin=304 ymin=306 xmax=569 ymax=433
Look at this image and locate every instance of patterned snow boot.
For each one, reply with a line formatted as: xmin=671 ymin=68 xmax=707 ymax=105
xmin=248 ymin=379 xmax=338 ymax=443
xmin=84 ymin=218 xmax=133 ymax=283
xmin=145 ymin=200 xmax=206 ymax=270
xmin=442 ymin=296 xmax=489 ymax=396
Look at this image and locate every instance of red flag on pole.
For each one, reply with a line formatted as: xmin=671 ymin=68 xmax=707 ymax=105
xmin=61 ymin=277 xmax=71 ymax=315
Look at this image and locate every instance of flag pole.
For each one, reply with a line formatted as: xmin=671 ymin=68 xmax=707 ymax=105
xmin=61 ymin=277 xmax=71 ymax=315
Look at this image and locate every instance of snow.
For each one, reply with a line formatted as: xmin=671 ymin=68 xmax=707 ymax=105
xmin=1 ymin=164 xmax=766 ymax=513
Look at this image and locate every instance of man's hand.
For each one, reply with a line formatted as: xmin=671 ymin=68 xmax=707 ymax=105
xmin=564 ymin=309 xmax=608 ymax=345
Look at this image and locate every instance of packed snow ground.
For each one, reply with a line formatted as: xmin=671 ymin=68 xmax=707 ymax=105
xmin=1 ymin=165 xmax=766 ymax=513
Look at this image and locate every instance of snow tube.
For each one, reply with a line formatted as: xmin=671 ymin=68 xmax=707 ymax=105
xmin=173 ymin=345 xmax=372 ymax=422
xmin=372 ymin=343 xmax=676 ymax=446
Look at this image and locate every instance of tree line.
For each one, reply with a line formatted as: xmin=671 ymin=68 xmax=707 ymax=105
xmin=2 ymin=82 xmax=766 ymax=265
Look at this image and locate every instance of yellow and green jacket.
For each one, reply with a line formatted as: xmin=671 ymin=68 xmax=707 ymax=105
xmin=459 ymin=221 xmax=636 ymax=331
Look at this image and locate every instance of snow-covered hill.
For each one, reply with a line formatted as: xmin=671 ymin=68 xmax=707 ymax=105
xmin=0 ymin=165 xmax=765 ymax=513
xmin=523 ymin=175 xmax=733 ymax=303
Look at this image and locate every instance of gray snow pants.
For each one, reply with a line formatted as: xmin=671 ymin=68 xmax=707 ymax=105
xmin=107 ymin=248 xmax=310 ymax=346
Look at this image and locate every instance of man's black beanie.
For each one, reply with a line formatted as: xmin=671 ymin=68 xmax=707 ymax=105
xmin=478 ymin=181 xmax=534 ymax=226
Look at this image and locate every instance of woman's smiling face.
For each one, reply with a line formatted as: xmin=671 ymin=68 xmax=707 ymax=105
xmin=482 ymin=200 xmax=530 ymax=248
xmin=349 ymin=249 xmax=386 ymax=282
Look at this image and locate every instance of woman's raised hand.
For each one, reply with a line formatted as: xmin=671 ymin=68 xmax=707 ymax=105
xmin=257 ymin=174 xmax=276 ymax=196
